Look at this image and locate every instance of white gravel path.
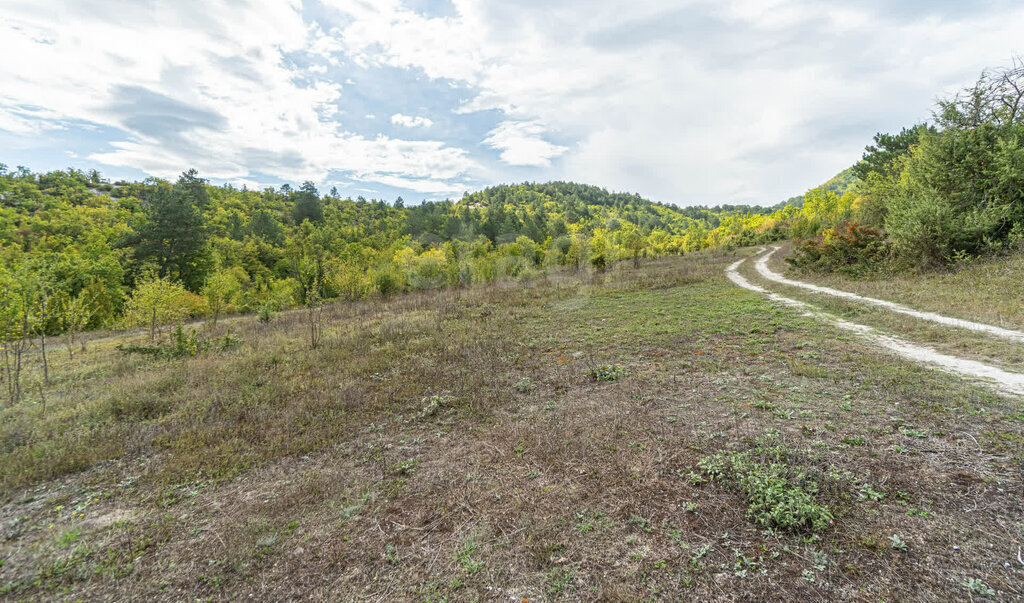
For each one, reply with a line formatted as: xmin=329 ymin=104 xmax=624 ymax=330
xmin=754 ymin=246 xmax=1024 ymax=344
xmin=727 ymin=257 xmax=1024 ymax=397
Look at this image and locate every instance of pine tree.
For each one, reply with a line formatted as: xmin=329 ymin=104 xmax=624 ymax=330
xmin=291 ymin=181 xmax=323 ymax=224
xmin=134 ymin=169 xmax=212 ymax=291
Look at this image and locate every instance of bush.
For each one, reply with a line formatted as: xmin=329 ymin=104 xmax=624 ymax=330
xmin=373 ymin=269 xmax=401 ymax=298
xmin=215 ymin=330 xmax=243 ymax=351
xmin=117 ymin=324 xmax=242 ymax=359
xmin=495 ymin=255 xmax=531 ymax=281
xmin=1009 ymin=222 xmax=1024 ymax=250
xmin=786 ymin=221 xmax=888 ymax=276
xmin=404 ymin=249 xmax=447 ymax=290
xmin=875 ymin=101 xmax=1024 ymax=268
xmin=121 ymin=275 xmax=193 ymax=340
xmin=168 ymin=323 xmax=203 ymax=357
xmin=118 ymin=323 xmax=202 ymax=358
xmin=883 ymin=186 xmax=1003 ymax=269
xmin=257 ymin=302 xmax=276 ymax=323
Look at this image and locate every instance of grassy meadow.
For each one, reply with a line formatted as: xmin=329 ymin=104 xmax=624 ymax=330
xmin=1 ymin=249 xmax=1022 ymax=600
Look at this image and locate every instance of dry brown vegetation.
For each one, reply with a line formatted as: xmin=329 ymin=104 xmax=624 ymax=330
xmin=1 ymin=250 xmax=1023 ymax=600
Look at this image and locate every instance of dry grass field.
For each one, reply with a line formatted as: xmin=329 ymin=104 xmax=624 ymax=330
xmin=1 ymin=249 xmax=1022 ymax=600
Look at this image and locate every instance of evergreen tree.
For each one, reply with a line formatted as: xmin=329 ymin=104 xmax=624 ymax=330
xmin=291 ymin=181 xmax=323 ymax=224
xmin=248 ymin=209 xmax=285 ymax=245
xmin=133 ymin=169 xmax=211 ymax=291
xmin=852 ymin=124 xmax=933 ymax=180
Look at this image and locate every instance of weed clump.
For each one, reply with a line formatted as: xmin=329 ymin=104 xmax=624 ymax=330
xmin=514 ymin=377 xmax=536 ymax=393
xmin=547 ymin=567 xmax=575 ymax=596
xmin=697 ymin=446 xmax=834 ymax=533
xmin=588 ymin=364 xmax=629 ymax=382
xmin=961 ymin=577 xmax=996 ymax=597
xmin=418 ymin=393 xmax=454 ymax=419
xmin=117 ymin=324 xmax=242 ymax=359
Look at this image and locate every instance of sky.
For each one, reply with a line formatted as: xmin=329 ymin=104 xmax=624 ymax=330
xmin=0 ymin=1 xmax=1021 ymax=206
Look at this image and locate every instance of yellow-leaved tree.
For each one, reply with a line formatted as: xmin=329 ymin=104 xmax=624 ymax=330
xmin=123 ymin=275 xmax=192 ymax=342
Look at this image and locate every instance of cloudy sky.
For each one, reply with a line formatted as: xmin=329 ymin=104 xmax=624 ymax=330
xmin=1 ymin=1 xmax=1021 ymax=205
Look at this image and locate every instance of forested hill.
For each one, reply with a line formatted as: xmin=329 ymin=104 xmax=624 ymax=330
xmin=405 ymin=181 xmax=698 ymax=244
xmin=0 ymin=169 xmax=795 ymax=336
xmin=411 ymin=181 xmax=790 ymax=241
xmin=771 ymin=166 xmax=860 ymax=210
xmin=10 ymin=46 xmax=1018 ymax=340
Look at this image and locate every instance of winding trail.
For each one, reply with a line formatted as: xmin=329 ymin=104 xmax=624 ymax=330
xmin=755 ymin=246 xmax=1024 ymax=344
xmin=727 ymin=255 xmax=1024 ymax=397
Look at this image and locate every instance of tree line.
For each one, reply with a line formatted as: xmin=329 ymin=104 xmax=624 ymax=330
xmin=0 ymin=168 xmax=787 ymax=401
xmin=696 ymin=57 xmax=1024 ymax=275
xmin=3 ymin=57 xmax=1021 ymax=401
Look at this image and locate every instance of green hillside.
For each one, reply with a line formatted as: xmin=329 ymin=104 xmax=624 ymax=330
xmin=0 ymin=170 xmax=794 ymax=343
xmin=3 ymin=60 xmax=1023 ymax=380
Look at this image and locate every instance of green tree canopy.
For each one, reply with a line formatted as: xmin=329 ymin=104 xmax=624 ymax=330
xmin=133 ymin=169 xmax=212 ymax=291
xmin=291 ymin=181 xmax=323 ymax=224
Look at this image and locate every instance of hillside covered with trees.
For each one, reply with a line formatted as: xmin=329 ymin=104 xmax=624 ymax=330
xmin=765 ymin=59 xmax=1024 ymax=274
xmin=0 ymin=167 xmax=797 ymax=346
xmin=3 ymin=58 xmax=1022 ymax=351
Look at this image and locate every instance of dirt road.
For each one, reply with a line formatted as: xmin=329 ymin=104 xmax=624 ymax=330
xmin=728 ymin=250 xmax=1024 ymax=397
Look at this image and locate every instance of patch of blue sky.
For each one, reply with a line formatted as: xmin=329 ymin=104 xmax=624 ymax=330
xmin=403 ymin=0 xmax=457 ymax=19
xmin=0 ymin=116 xmax=148 ymax=183
xmin=284 ymin=43 xmax=505 ymax=148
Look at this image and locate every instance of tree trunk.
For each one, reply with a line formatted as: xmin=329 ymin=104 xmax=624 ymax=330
xmin=2 ymin=346 xmax=11 ymax=405
xmin=39 ymin=290 xmax=50 ymax=385
xmin=40 ymin=332 xmax=48 ymax=385
xmin=13 ymin=347 xmax=21 ymax=404
xmin=14 ymin=335 xmax=25 ymax=404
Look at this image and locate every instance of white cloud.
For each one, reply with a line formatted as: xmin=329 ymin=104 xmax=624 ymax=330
xmin=483 ymin=121 xmax=568 ymax=167
xmin=230 ymin=178 xmax=261 ymax=190
xmin=2 ymin=0 xmax=1024 ymax=202
xmin=0 ymin=105 xmax=65 ymax=136
xmin=391 ymin=113 xmax=434 ymax=128
xmin=324 ymin=0 xmax=1024 ymax=203
xmin=0 ymin=0 xmax=476 ymax=194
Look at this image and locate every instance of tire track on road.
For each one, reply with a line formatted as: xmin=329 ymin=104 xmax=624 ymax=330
xmin=755 ymin=246 xmax=1024 ymax=344
xmin=727 ymin=256 xmax=1024 ymax=397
